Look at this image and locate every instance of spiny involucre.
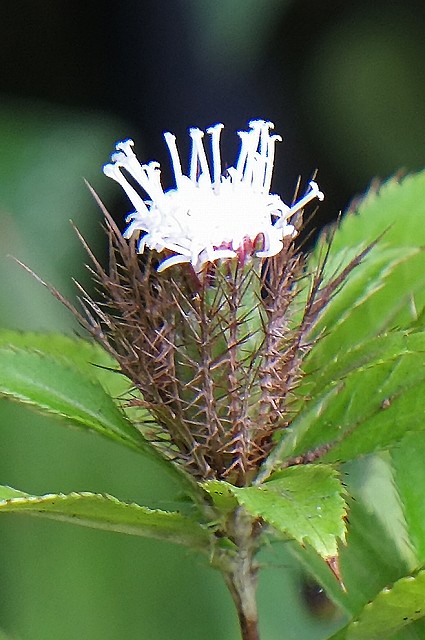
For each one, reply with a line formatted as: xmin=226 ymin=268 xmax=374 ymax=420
xmin=66 ymin=119 xmax=365 ymax=486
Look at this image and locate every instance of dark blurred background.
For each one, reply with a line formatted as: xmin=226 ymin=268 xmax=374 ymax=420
xmin=0 ymin=2 xmax=424 ymax=639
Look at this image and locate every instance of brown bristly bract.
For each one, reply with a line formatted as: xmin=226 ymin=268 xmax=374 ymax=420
xmin=22 ymin=185 xmax=376 ymax=487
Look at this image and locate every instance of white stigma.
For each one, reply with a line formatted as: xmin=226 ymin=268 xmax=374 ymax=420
xmin=103 ymin=120 xmax=324 ymax=272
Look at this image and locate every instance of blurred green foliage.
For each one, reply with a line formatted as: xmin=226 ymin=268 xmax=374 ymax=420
xmin=298 ymin=4 xmax=425 ymax=189
xmin=1 ymin=1 xmax=425 ymax=638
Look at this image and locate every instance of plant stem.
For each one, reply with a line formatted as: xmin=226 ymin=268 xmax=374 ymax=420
xmin=224 ymin=508 xmax=260 ymax=640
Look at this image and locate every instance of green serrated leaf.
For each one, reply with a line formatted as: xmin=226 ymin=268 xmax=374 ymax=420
xmin=231 ymin=465 xmax=346 ymax=560
xmin=202 ymin=479 xmax=239 ymax=514
xmin=0 ymin=346 xmax=203 ymax=499
xmin=0 ymin=330 xmax=128 ymax=397
xmin=0 ymin=346 xmax=151 ymax=452
xmin=0 ymin=330 xmax=161 ymax=431
xmin=306 ymin=331 xmax=418 ymax=398
xmin=330 ymin=568 xmax=425 ymax=640
xmin=0 ymin=485 xmax=211 ymax=551
xmin=0 ymin=486 xmax=30 ymax=500
xmin=306 ymin=246 xmax=424 ymax=369
xmin=304 ymin=172 xmax=425 ymax=379
xmin=277 ymin=332 xmax=425 ymax=464
xmin=329 ymin=172 xmax=425 ymax=253
xmin=288 ymin=464 xmax=415 ymax=619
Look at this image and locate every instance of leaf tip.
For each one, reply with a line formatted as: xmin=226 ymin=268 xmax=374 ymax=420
xmin=326 ymin=555 xmax=346 ymax=592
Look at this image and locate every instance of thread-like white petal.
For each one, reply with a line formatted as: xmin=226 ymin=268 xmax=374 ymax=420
xmin=103 ymin=120 xmax=324 ymax=272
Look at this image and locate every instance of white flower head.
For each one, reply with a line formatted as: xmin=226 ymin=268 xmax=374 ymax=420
xmin=103 ymin=119 xmax=324 ymax=273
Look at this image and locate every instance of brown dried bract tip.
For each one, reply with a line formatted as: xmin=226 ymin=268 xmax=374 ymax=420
xmin=326 ymin=555 xmax=347 ymax=592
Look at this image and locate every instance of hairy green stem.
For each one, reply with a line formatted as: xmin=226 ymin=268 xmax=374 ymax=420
xmin=224 ymin=508 xmax=260 ymax=640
